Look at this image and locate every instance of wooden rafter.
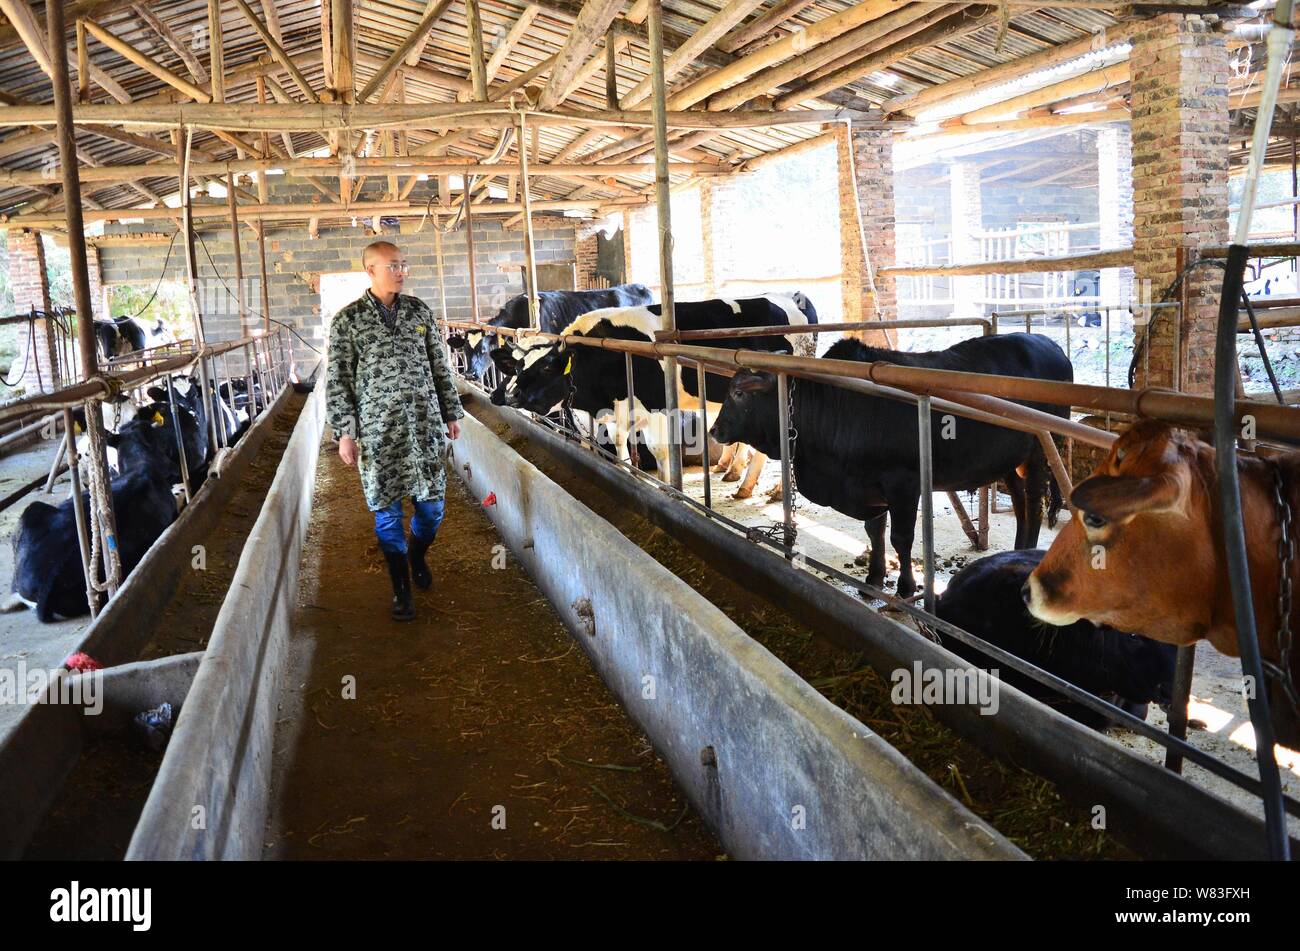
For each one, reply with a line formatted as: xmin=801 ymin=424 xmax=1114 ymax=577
xmin=130 ymin=2 xmax=209 ymax=85
xmin=357 ymin=0 xmax=454 ymax=103
xmin=537 ymin=0 xmax=626 ymax=111
xmin=486 ymin=5 xmax=541 ymax=84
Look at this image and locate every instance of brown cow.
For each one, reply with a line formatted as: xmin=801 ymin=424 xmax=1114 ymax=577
xmin=1023 ymin=418 xmax=1300 ymax=749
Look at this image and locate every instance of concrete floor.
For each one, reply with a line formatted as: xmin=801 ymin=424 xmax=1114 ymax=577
xmin=677 ymin=455 xmax=1300 ymax=838
xmin=0 ymin=436 xmax=88 ymax=741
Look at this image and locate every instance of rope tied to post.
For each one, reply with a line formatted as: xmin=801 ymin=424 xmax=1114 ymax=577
xmin=81 ymin=400 xmax=123 ymax=599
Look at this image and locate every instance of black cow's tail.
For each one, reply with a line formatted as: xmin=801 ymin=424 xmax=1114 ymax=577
xmin=1035 ymin=438 xmax=1065 ymax=529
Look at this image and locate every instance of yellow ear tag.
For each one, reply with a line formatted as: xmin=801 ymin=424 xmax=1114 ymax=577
xmin=151 ymin=411 xmax=165 ymax=427
xmin=73 ymin=421 xmax=82 ymax=435
xmin=564 ymin=357 xmax=572 ymax=375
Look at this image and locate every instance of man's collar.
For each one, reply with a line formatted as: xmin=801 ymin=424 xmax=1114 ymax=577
xmin=367 ymin=289 xmax=401 ymax=310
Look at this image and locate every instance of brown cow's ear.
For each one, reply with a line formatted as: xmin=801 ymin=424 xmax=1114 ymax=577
xmin=1070 ymin=474 xmax=1181 ymax=522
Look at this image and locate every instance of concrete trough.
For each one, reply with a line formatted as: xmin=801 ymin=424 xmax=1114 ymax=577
xmin=449 ymin=392 xmax=1022 ymax=859
xmin=126 ymin=377 xmax=326 ymax=860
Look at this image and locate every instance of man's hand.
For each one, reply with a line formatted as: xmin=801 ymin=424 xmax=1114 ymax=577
xmin=338 ymin=434 xmax=358 ymax=466
xmin=446 ymin=420 xmax=461 ymax=441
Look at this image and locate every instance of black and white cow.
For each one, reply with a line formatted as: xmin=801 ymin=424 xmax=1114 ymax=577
xmin=709 ymin=333 xmax=1072 ymax=597
xmin=502 ymin=294 xmax=818 ymax=494
xmin=935 ymin=550 xmax=1177 ymax=727
xmin=5 ymin=408 xmax=195 ymax=621
xmin=448 ymin=284 xmax=654 ymax=382
xmin=93 ymin=316 xmax=148 ymax=361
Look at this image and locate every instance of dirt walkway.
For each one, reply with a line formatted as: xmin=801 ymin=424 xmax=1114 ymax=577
xmin=262 ymin=441 xmax=722 ymax=860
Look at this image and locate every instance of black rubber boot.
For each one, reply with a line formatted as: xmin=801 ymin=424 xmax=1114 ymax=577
xmin=408 ymin=535 xmax=433 ymax=590
xmin=383 ymin=550 xmax=415 ymax=621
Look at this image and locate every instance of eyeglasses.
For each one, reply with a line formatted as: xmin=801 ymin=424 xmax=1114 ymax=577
xmin=382 ymin=262 xmax=411 ymax=274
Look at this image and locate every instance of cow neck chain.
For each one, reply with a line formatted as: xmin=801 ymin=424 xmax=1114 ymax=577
xmin=785 ymin=376 xmax=800 ymax=515
xmin=1267 ymin=462 xmax=1299 ymax=715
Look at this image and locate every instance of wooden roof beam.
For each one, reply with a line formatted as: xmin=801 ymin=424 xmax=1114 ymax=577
xmin=718 ymin=0 xmax=819 ymax=54
xmin=130 ymin=2 xmax=208 ymax=85
xmin=82 ymin=18 xmax=211 ymax=102
xmin=537 ymin=0 xmax=626 ymax=111
xmin=231 ymin=0 xmax=319 ymax=102
xmin=620 ymin=0 xmax=770 ymax=108
xmin=356 ymin=0 xmax=454 ymax=102
xmin=486 ymin=5 xmax=541 ymax=84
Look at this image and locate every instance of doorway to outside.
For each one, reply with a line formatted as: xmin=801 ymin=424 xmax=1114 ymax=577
xmin=320 ymin=272 xmax=372 ymax=332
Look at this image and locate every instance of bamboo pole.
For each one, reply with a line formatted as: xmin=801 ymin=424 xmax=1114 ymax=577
xmin=667 ymin=0 xmax=908 ymax=110
xmin=620 ymin=0 xmax=769 ymax=108
xmin=0 ymin=101 xmax=881 ymax=132
xmin=466 ymin=0 xmax=488 ymax=101
xmin=231 ymin=0 xmax=318 ymax=102
xmin=774 ymin=5 xmax=1000 ymax=109
xmin=130 ymin=1 xmax=209 ymax=85
xmin=227 ymin=171 xmax=247 ymax=334
xmin=332 ymin=0 xmax=355 ymax=102
xmin=82 ymin=18 xmax=212 ymax=103
xmin=357 ymin=0 xmax=454 ymax=102
xmin=518 ymin=116 xmax=541 ymax=329
xmin=707 ymin=2 xmax=946 ymax=112
xmin=718 ymin=0 xmax=817 ymax=53
xmin=208 ymin=0 xmax=224 ymax=103
xmin=487 ymin=5 xmax=540 ymax=84
xmin=76 ymin=20 xmax=89 ymax=102
xmin=605 ymin=34 xmax=619 ymax=109
xmin=882 ymin=21 xmax=1137 ymax=116
xmin=650 ymin=0 xmax=681 ymax=491
xmin=464 ymin=179 xmax=480 ymax=322
xmin=537 ymin=0 xmax=628 ymax=110
xmin=956 ymin=61 xmax=1130 ymax=125
xmin=258 ymin=223 xmax=270 ymax=333
xmin=883 ymin=246 xmax=1133 ymax=277
xmin=907 ymin=108 xmax=1130 ymax=140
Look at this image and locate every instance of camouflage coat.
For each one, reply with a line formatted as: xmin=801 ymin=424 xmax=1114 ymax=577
xmin=326 ymin=292 xmax=465 ymax=510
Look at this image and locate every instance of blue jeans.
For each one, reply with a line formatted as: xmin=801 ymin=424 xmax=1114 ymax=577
xmin=373 ymin=497 xmax=445 ymax=554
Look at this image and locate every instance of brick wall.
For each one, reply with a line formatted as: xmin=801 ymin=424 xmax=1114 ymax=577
xmin=1097 ymin=125 xmax=1134 ymax=308
xmin=98 ymin=180 xmax=578 ymax=369
xmin=574 ymin=221 xmax=600 ymax=289
xmin=838 ymin=123 xmax=895 ymax=345
xmin=1130 ymin=13 xmax=1229 ymax=393
xmin=6 ymin=229 xmax=60 ymax=392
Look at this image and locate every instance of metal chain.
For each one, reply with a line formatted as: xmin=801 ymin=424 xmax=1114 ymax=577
xmin=786 ymin=375 xmax=800 ymax=513
xmin=1266 ymin=464 xmax=1299 ymax=714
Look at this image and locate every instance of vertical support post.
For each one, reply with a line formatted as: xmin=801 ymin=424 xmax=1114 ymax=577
xmin=624 ymin=350 xmax=636 ymax=464
xmin=697 ymin=359 xmax=711 ymax=510
xmin=62 ymin=407 xmax=94 ymax=615
xmin=977 ymin=485 xmax=989 ymax=550
xmin=76 ymin=20 xmax=89 ymax=102
xmin=648 ymin=0 xmax=680 ymax=490
xmin=918 ymin=394 xmax=935 ymax=613
xmin=466 ymin=0 xmax=488 ymax=101
xmin=464 ymin=172 xmax=480 ymax=322
xmin=517 ymin=114 xmax=541 ymax=329
xmin=51 ymin=0 xmax=119 ymax=611
xmin=776 ymin=371 xmax=794 ymax=550
xmin=605 ymin=34 xmax=619 ymax=109
xmin=166 ymin=375 xmax=193 ymax=503
xmin=227 ymin=171 xmax=246 ymax=334
xmin=1163 ymin=645 xmax=1197 ymax=774
xmin=179 ymin=127 xmax=220 ymax=454
xmin=258 ymin=224 xmax=271 ymax=333
xmin=208 ymin=0 xmax=225 ymax=103
xmin=435 ymin=226 xmax=449 ymax=322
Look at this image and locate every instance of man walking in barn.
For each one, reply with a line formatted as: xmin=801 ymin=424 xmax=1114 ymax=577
xmin=326 ymin=240 xmax=465 ymax=622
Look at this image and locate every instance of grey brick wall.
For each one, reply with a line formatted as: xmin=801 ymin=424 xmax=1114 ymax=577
xmin=98 ymin=179 xmax=577 ymax=369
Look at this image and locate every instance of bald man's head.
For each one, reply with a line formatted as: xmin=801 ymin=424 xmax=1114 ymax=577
xmin=363 ymin=241 xmax=401 ymax=268
xmin=363 ymin=240 xmax=407 ymax=299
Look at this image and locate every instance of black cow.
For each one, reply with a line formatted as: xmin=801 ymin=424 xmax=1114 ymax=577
xmin=448 ymin=284 xmax=654 ymax=382
xmin=503 ymin=294 xmax=818 ymax=490
xmin=709 ymin=333 xmax=1073 ymax=597
xmin=5 ymin=409 xmax=194 ymax=621
xmin=935 ymin=550 xmax=1177 ymax=728
xmin=93 ymin=316 xmax=147 ymax=361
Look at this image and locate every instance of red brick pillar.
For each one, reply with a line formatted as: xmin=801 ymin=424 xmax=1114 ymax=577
xmin=85 ymin=242 xmax=106 ymax=320
xmin=575 ymin=221 xmax=601 ymax=289
xmin=1130 ymin=14 xmax=1229 ymax=393
xmin=837 ymin=123 xmax=895 ymax=346
xmin=6 ymin=229 xmax=60 ymax=392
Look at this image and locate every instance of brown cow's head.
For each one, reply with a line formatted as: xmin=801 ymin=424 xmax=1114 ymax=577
xmin=1024 ymin=420 xmax=1217 ymax=646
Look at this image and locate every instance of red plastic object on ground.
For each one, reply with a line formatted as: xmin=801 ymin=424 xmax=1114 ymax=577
xmin=482 ymin=492 xmax=497 ymax=507
xmin=63 ymin=652 xmax=102 ymax=672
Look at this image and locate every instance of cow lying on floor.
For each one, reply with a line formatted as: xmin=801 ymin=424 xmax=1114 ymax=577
xmin=5 ymin=407 xmax=197 ymax=621
xmin=936 ymin=549 xmax=1177 ymax=729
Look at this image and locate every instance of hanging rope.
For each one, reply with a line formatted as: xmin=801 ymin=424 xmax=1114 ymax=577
xmin=80 ymin=392 xmax=123 ymax=602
